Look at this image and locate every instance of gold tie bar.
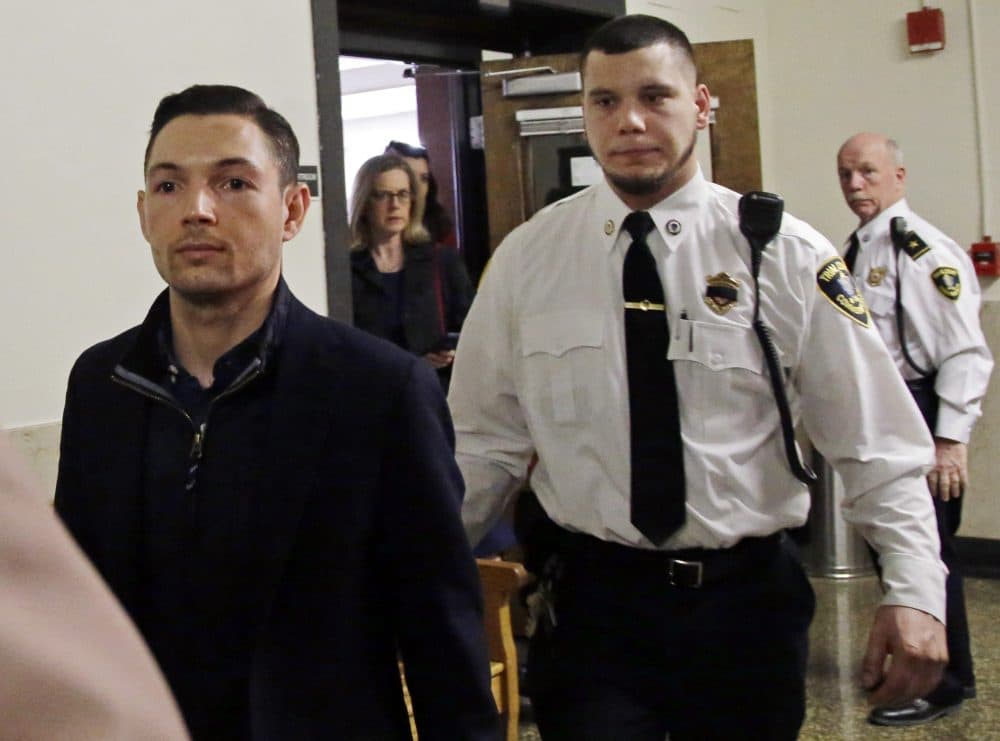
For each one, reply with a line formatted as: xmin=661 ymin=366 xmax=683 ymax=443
xmin=624 ymin=300 xmax=665 ymax=312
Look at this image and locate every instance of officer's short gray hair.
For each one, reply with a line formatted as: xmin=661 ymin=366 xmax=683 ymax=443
xmin=886 ymin=138 xmax=904 ymax=167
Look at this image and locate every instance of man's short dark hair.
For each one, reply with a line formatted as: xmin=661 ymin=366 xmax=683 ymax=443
xmin=144 ymin=84 xmax=300 ymax=187
xmin=580 ymin=14 xmax=697 ymax=76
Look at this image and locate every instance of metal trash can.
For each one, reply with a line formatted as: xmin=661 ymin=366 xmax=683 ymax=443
xmin=799 ymin=450 xmax=875 ymax=579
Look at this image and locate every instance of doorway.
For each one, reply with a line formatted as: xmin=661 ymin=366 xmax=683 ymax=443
xmin=310 ymin=0 xmax=623 ymax=319
xmin=339 ymin=56 xmax=421 ymax=202
xmin=338 ymin=54 xmax=487 ymax=280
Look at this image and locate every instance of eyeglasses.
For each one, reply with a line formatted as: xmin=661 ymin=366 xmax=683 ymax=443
xmin=371 ymin=189 xmax=412 ymax=204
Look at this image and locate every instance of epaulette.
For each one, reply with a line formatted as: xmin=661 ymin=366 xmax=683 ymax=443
xmin=890 ymin=217 xmax=931 ymax=261
xmin=900 ymin=231 xmax=931 ymax=261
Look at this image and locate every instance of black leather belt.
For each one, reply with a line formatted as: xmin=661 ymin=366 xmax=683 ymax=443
xmin=563 ymin=531 xmax=783 ymax=588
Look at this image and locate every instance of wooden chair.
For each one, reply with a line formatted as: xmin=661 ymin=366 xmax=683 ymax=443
xmin=402 ymin=558 xmax=529 ymax=741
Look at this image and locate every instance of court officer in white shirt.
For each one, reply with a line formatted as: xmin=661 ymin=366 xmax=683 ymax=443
xmin=450 ymin=14 xmax=949 ymax=741
xmin=837 ymin=132 xmax=992 ymax=727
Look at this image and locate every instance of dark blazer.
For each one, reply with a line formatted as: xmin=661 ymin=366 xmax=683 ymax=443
xmin=55 ymin=287 xmax=499 ymax=741
xmin=351 ymin=242 xmax=474 ymax=357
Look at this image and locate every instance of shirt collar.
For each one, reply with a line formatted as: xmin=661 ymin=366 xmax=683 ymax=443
xmin=121 ymin=277 xmax=291 ymax=383
xmin=595 ymin=166 xmax=709 ymax=253
xmin=855 ymin=198 xmax=909 ymax=246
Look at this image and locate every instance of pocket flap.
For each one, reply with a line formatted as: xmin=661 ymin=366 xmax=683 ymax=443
xmin=865 ymin=288 xmax=894 ymax=316
xmin=521 ymin=311 xmax=604 ymax=357
xmin=669 ymin=319 xmax=767 ymax=372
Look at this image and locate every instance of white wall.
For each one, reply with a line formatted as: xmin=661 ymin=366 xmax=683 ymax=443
xmin=0 ymin=1 xmax=324 ymax=430
xmin=629 ymin=0 xmax=769 ymax=46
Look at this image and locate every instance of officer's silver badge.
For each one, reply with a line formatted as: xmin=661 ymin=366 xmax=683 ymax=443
xmin=703 ymin=272 xmax=740 ymax=315
xmin=867 ymin=266 xmax=887 ymax=286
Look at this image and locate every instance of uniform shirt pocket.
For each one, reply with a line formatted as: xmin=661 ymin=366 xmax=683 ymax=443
xmin=669 ymin=319 xmax=771 ymax=437
xmin=521 ymin=310 xmax=605 ymax=424
xmin=669 ymin=318 xmax=767 ymax=373
xmin=864 ymin=285 xmax=895 ymax=318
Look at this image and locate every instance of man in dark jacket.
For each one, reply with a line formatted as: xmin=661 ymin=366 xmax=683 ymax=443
xmin=55 ymin=84 xmax=498 ymax=741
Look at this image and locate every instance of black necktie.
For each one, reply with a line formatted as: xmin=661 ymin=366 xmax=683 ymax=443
xmin=844 ymin=232 xmax=860 ymax=273
xmin=622 ymin=211 xmax=686 ymax=545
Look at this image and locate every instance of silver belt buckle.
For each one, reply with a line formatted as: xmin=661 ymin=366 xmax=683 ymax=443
xmin=668 ymin=558 xmax=704 ymax=588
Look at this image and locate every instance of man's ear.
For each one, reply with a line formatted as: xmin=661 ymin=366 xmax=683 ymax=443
xmin=694 ymin=83 xmax=711 ymax=130
xmin=136 ymin=190 xmax=149 ymax=241
xmin=282 ymin=183 xmax=311 ymax=242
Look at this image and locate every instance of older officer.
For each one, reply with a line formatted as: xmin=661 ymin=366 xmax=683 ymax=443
xmin=837 ymin=131 xmax=992 ymax=726
xmin=450 ymin=14 xmax=949 ymax=741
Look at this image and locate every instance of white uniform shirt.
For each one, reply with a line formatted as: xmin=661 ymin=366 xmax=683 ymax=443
xmin=451 ymin=171 xmax=946 ymax=621
xmin=846 ymin=199 xmax=993 ymax=443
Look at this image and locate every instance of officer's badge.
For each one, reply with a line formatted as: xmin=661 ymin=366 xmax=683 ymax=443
xmin=867 ymin=266 xmax=887 ymax=286
xmin=703 ymin=272 xmax=740 ymax=315
xmin=932 ymin=266 xmax=961 ymax=300
xmin=817 ymin=256 xmax=871 ymax=327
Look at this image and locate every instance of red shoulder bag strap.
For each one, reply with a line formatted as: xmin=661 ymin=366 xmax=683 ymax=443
xmin=433 ymin=244 xmax=447 ymax=336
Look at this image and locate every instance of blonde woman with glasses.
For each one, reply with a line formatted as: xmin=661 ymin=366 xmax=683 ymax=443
xmin=350 ymin=153 xmax=474 ymax=388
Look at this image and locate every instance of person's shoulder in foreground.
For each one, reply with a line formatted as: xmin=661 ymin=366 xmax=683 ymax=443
xmin=0 ymin=432 xmax=189 ymax=740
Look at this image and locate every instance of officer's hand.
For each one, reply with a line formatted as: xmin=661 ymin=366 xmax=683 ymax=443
xmin=927 ymin=438 xmax=967 ymax=501
xmin=861 ymin=605 xmax=946 ymax=707
xmin=423 ymin=350 xmax=456 ymax=369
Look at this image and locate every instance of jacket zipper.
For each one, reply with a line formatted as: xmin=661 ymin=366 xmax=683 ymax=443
xmin=111 ymin=357 xmax=264 ymax=493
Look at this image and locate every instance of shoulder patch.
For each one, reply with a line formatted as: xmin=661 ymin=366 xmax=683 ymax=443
xmin=817 ymin=256 xmax=871 ymax=327
xmin=900 ymin=231 xmax=931 ymax=261
xmin=931 ymin=266 xmax=961 ymax=300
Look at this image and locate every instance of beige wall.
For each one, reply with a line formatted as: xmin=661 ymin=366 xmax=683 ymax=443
xmin=762 ymin=0 xmax=996 ymax=250
xmin=968 ymin=301 xmax=1000 ymax=538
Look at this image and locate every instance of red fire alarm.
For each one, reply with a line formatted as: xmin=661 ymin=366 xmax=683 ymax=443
xmin=970 ymin=236 xmax=999 ymax=277
xmin=907 ymin=7 xmax=945 ymax=53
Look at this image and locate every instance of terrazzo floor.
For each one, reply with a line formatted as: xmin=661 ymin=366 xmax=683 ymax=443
xmin=518 ymin=576 xmax=999 ymax=740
